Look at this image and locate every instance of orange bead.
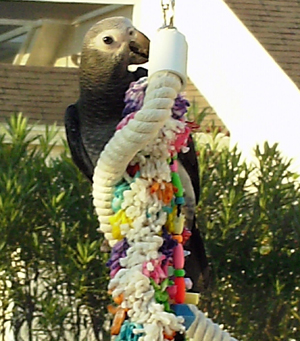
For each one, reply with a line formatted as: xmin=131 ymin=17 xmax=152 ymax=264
xmin=150 ymin=182 xmax=160 ymax=193
xmin=111 ymin=308 xmax=127 ymax=335
xmin=157 ymin=188 xmax=163 ymax=201
xmin=113 ymin=293 xmax=124 ymax=305
xmin=107 ymin=304 xmax=118 ymax=314
xmin=163 ymin=331 xmax=176 ymax=340
xmin=162 ymin=183 xmax=174 ymax=204
xmin=172 ymin=235 xmax=183 ymax=243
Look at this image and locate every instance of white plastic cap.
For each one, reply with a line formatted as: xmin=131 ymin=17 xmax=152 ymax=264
xmin=148 ymin=27 xmax=188 ymax=91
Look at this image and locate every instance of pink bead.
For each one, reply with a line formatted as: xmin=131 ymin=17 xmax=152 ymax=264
xmin=110 ymin=267 xmax=120 ymax=278
xmin=173 ymin=244 xmax=185 ymax=269
xmin=167 ymin=285 xmax=177 ymax=299
xmin=170 ymin=159 xmax=178 ymax=172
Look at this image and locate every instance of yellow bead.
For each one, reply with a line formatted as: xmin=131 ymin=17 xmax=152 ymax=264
xmin=165 ymin=206 xmax=177 ymax=233
xmin=184 ymin=292 xmax=200 ymax=305
xmin=109 ymin=210 xmax=132 ymax=240
xmin=173 ymin=213 xmax=185 ymax=234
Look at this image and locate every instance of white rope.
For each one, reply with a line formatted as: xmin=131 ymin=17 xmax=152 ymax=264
xmin=93 ymin=71 xmax=180 ymax=246
xmin=187 ymin=305 xmax=238 ymax=341
xmin=92 ymin=70 xmax=240 ymax=341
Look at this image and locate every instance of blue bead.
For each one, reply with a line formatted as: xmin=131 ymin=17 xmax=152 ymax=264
xmin=170 ymin=304 xmax=195 ymax=329
xmin=175 ymin=197 xmax=185 ymax=205
xmin=163 ymin=206 xmax=173 ymax=213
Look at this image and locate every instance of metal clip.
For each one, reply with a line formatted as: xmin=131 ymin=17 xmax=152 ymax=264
xmin=161 ymin=0 xmax=175 ymax=28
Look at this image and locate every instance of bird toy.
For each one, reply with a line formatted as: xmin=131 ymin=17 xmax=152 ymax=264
xmin=66 ymin=1 xmax=240 ymax=340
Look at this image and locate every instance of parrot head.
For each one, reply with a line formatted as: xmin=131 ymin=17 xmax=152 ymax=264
xmin=82 ymin=16 xmax=149 ymax=68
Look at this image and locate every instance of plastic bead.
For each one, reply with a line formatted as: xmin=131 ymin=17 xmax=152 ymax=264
xmin=184 ymin=292 xmax=200 ymax=305
xmin=171 ymin=172 xmax=184 ymax=197
xmin=150 ymin=182 xmax=160 ymax=193
xmin=110 ymin=266 xmax=121 ymax=278
xmin=173 ymin=214 xmax=185 ymax=234
xmin=113 ymin=293 xmax=124 ymax=305
xmin=175 ymin=197 xmax=185 ymax=205
xmin=127 ymin=163 xmax=140 ymax=177
xmin=115 ymin=321 xmax=143 ymax=341
xmin=182 ymin=228 xmax=192 ymax=245
xmin=174 ymin=277 xmax=185 ymax=304
xmin=112 ymin=197 xmax=122 ymax=212
xmin=184 ymin=277 xmax=193 ymax=290
xmin=168 ymin=266 xmax=174 ymax=276
xmin=111 ymin=308 xmax=127 ymax=335
xmin=165 ymin=206 xmax=176 ymax=233
xmin=164 ymin=331 xmax=176 ymax=340
xmin=171 ymin=304 xmax=195 ymax=329
xmin=163 ymin=205 xmax=173 ymax=214
xmin=173 ymin=243 xmax=184 ymax=269
xmin=107 ymin=304 xmax=118 ymax=315
xmin=162 ymin=182 xmax=174 ymax=205
xmin=151 ymin=278 xmax=172 ymax=313
xmin=167 ymin=285 xmax=177 ymax=300
xmin=109 ymin=210 xmax=132 ymax=240
xmin=172 ymin=234 xmax=183 ymax=243
xmin=174 ymin=269 xmax=185 ymax=277
xmin=170 ymin=159 xmax=178 ymax=172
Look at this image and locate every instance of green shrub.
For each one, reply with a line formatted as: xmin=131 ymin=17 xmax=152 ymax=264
xmin=195 ymin=130 xmax=300 ymax=341
xmin=1 ymin=115 xmax=299 ymax=341
xmin=0 ymin=114 xmax=110 ymax=341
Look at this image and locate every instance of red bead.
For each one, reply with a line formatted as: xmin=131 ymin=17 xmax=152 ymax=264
xmin=182 ymin=228 xmax=192 ymax=245
xmin=126 ymin=163 xmax=140 ymax=177
xmin=175 ymin=277 xmax=186 ymax=304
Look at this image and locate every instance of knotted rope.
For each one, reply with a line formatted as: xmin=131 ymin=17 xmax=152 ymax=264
xmin=92 ymin=70 xmax=239 ymax=341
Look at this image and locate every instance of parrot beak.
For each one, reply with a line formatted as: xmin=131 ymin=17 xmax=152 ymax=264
xmin=129 ymin=29 xmax=150 ymax=65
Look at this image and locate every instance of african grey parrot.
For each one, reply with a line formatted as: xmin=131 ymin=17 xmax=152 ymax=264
xmin=65 ymin=17 xmax=209 ymax=291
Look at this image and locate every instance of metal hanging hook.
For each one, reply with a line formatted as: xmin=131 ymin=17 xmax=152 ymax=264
xmin=161 ymin=0 xmax=175 ymax=28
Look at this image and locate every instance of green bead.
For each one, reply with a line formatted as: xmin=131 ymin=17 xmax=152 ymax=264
xmin=171 ymin=172 xmax=184 ymax=197
xmin=168 ymin=266 xmax=174 ymax=276
xmin=174 ymin=269 xmax=185 ymax=277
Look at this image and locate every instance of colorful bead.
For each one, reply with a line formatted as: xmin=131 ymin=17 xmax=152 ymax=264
xmin=171 ymin=172 xmax=184 ymax=197
xmin=109 ymin=210 xmax=132 ymax=240
xmin=173 ymin=213 xmax=185 ymax=234
xmin=172 ymin=234 xmax=183 ymax=243
xmin=173 ymin=243 xmax=185 ymax=269
xmin=170 ymin=159 xmax=178 ymax=172
xmin=174 ymin=269 xmax=185 ymax=277
xmin=111 ymin=308 xmax=127 ymax=335
xmin=174 ymin=277 xmax=185 ymax=304
xmin=171 ymin=304 xmax=195 ymax=329
xmin=184 ymin=292 xmax=200 ymax=305
xmin=115 ymin=321 xmax=143 ymax=341
xmin=175 ymin=197 xmax=185 ymax=205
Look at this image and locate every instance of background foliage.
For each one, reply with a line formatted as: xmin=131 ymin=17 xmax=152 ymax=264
xmin=0 ymin=115 xmax=110 ymax=341
xmin=0 ymin=114 xmax=299 ymax=340
xmin=195 ymin=129 xmax=300 ymax=341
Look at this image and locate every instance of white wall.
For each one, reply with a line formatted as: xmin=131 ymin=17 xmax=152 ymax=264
xmin=136 ymin=0 xmax=300 ymax=173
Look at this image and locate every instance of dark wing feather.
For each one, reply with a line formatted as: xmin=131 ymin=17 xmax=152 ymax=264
xmin=132 ymin=67 xmax=148 ymax=81
xmin=65 ymin=104 xmax=94 ymax=182
xmin=178 ymin=136 xmax=200 ymax=202
xmin=179 ymin=136 xmax=210 ymax=290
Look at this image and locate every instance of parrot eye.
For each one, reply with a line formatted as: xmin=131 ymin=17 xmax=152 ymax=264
xmin=103 ymin=36 xmax=114 ymax=45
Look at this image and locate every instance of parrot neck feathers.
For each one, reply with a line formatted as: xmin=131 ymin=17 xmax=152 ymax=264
xmin=79 ymin=50 xmax=135 ymax=120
